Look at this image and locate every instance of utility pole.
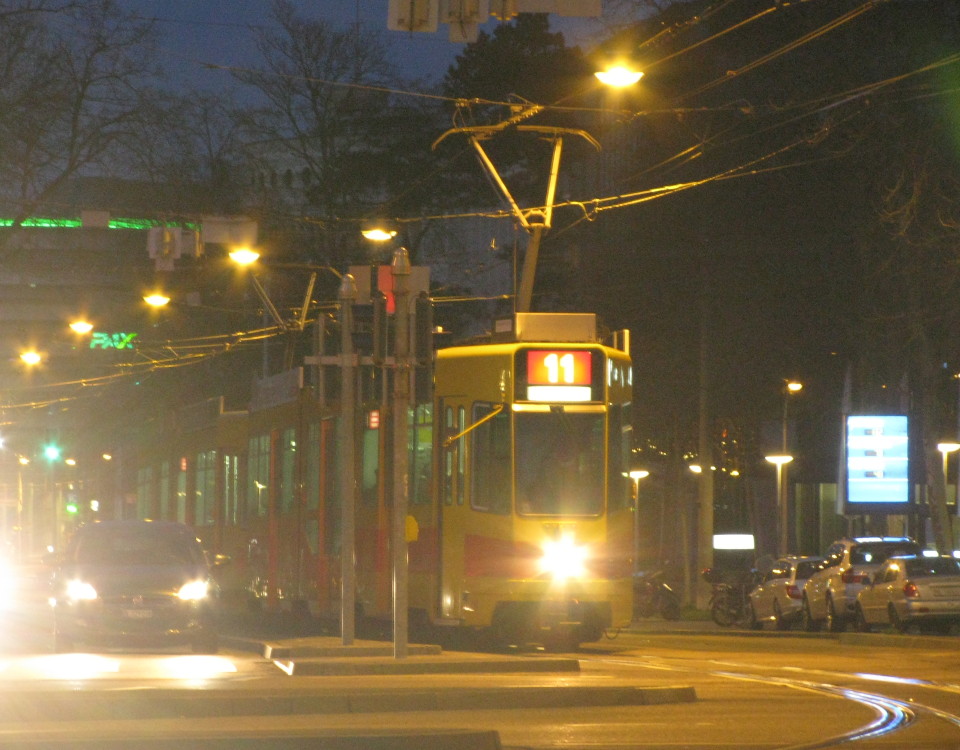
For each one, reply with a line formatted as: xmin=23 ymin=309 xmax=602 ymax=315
xmin=391 ymin=247 xmax=411 ymax=659
xmin=338 ymin=274 xmax=358 ymax=645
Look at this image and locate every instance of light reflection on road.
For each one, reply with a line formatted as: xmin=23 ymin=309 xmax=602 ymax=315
xmin=0 ymin=653 xmax=247 ymax=682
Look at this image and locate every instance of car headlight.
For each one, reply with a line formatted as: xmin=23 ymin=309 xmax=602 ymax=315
xmin=539 ymin=535 xmax=588 ymax=581
xmin=65 ymin=579 xmax=98 ymax=602
xmin=177 ymin=580 xmax=210 ymax=601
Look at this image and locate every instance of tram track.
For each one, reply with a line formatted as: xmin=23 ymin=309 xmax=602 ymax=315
xmin=581 ymin=652 xmax=960 ymax=748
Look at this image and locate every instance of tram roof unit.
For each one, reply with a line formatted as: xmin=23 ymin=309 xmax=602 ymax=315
xmin=492 ymin=313 xmax=598 ymax=344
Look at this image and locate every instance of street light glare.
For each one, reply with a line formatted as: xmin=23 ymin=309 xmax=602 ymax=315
xmin=595 ymin=66 xmax=644 ymax=87
xmin=361 ymin=228 xmax=397 ymax=242
xmin=765 ymin=454 xmax=794 ymax=466
xmin=937 ymin=442 xmax=960 ymax=454
xmin=229 ymin=247 xmax=260 ymax=266
xmin=19 ymin=350 xmax=41 ymax=366
xmin=69 ymin=320 xmax=93 ymax=334
xmin=786 ymin=380 xmax=803 ymax=393
xmin=143 ymin=293 xmax=171 ymax=307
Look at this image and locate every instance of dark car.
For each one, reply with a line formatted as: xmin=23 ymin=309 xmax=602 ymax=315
xmin=50 ymin=520 xmax=225 ymax=653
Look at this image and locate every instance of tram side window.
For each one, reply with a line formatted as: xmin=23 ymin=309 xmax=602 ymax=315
xmin=136 ymin=466 xmax=155 ymax=520
xmin=176 ymin=461 xmax=187 ymax=523
xmin=279 ymin=428 xmax=296 ymax=514
xmin=443 ymin=404 xmax=466 ymax=507
xmin=457 ymin=406 xmax=465 ymax=505
xmin=194 ymin=450 xmax=216 ymax=525
xmin=159 ymin=461 xmax=171 ymax=520
xmin=411 ymin=403 xmax=432 ymax=506
xmin=247 ymin=434 xmax=270 ymax=518
xmin=471 ymin=403 xmax=510 ymax=514
xmin=361 ymin=425 xmax=379 ymax=507
xmin=223 ymin=453 xmax=240 ymax=525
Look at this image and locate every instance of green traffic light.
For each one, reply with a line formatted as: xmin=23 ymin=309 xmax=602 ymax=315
xmin=44 ymin=444 xmax=61 ymax=461
xmin=65 ymin=502 xmax=78 ymax=514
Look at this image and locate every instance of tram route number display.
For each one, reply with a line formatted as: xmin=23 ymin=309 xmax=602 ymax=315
xmin=524 ymin=350 xmax=593 ymax=402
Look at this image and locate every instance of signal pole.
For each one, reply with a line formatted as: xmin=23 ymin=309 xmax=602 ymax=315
xmin=338 ymin=274 xmax=358 ymax=646
xmin=391 ymin=247 xmax=411 ymax=659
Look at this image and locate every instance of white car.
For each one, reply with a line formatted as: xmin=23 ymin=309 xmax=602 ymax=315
xmin=801 ymin=537 xmax=921 ymax=632
xmin=855 ymin=555 xmax=960 ymax=634
xmin=748 ymin=556 xmax=824 ymax=630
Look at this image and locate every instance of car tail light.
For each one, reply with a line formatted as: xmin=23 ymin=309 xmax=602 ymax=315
xmin=841 ymin=570 xmax=870 ymax=584
xmin=786 ymin=584 xmax=802 ymax=599
xmin=903 ymin=581 xmax=920 ymax=598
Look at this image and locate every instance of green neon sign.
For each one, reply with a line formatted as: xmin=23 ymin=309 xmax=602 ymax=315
xmin=90 ymin=332 xmax=138 ymax=350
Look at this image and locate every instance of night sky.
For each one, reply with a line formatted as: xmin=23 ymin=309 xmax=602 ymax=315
xmin=117 ymin=0 xmax=603 ymax=88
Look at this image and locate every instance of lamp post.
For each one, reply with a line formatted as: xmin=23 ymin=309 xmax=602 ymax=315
xmin=765 ymin=454 xmax=794 ymax=554
xmin=782 ymin=380 xmax=803 ymax=453
xmin=628 ymin=469 xmax=649 ymax=580
xmin=937 ymin=442 xmax=959 ymax=537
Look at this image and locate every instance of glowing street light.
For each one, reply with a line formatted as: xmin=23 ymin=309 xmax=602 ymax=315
xmin=19 ymin=350 xmax=42 ymax=366
xmin=228 ymin=246 xmax=260 ymax=266
xmin=361 ymin=227 xmax=398 ymax=242
xmin=595 ymin=65 xmax=644 ymax=88
xmin=143 ymin=292 xmax=170 ymax=307
xmin=69 ymin=320 xmax=93 ymax=335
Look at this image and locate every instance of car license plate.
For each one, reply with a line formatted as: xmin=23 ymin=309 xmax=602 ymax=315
xmin=124 ymin=609 xmax=153 ymax=619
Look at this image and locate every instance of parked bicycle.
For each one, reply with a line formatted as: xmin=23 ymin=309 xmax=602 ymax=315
xmin=702 ymin=567 xmax=759 ymax=627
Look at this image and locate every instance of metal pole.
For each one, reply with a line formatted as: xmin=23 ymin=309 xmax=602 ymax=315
xmin=391 ymin=248 xmax=411 ymax=659
xmin=338 ymin=274 xmax=358 ymax=645
xmin=777 ymin=463 xmax=787 ymax=554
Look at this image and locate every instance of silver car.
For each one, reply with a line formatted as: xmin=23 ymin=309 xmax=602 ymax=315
xmin=801 ymin=536 xmax=921 ymax=632
xmin=855 ymin=555 xmax=960 ymax=634
xmin=748 ymin=556 xmax=824 ymax=630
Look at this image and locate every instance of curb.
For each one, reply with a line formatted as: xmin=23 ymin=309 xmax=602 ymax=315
xmin=0 ymin=726 xmax=505 ymax=750
xmin=0 ymin=683 xmax=697 ymax=722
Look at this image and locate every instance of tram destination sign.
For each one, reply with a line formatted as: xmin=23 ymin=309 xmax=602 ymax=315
xmin=521 ymin=349 xmax=595 ymax=402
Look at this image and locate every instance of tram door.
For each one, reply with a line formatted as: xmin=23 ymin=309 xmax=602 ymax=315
xmin=437 ymin=399 xmax=467 ymax=622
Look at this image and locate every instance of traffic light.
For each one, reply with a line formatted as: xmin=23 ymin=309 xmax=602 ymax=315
xmin=65 ymin=501 xmax=78 ymax=515
xmin=43 ymin=443 xmax=61 ymax=461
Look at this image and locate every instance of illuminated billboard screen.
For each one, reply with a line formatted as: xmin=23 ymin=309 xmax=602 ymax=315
xmin=845 ymin=414 xmax=909 ymax=508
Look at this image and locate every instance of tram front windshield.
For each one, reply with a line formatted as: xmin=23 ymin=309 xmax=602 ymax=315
xmin=515 ymin=411 xmax=605 ymax=516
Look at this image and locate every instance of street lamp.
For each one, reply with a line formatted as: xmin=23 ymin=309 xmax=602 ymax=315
xmin=765 ymin=454 xmax=794 ymax=554
xmin=143 ymin=292 xmax=170 ymax=307
xmin=628 ymin=470 xmax=650 ymax=579
xmin=937 ymin=442 xmax=960 ymax=512
xmin=19 ymin=350 xmax=42 ymax=366
xmin=595 ymin=65 xmax=644 ymax=87
xmin=782 ymin=380 xmax=803 ymax=453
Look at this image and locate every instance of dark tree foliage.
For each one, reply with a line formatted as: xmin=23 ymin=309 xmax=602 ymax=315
xmin=437 ymin=13 xmax=595 ymax=209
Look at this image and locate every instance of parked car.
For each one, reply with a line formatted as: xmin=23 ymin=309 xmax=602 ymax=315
xmin=748 ymin=556 xmax=824 ymax=630
xmin=855 ymin=555 xmax=960 ymax=634
xmin=50 ymin=520 xmax=227 ymax=653
xmin=801 ymin=536 xmax=921 ymax=632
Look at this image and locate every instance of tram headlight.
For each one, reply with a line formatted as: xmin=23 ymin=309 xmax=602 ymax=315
xmin=539 ymin=535 xmax=588 ymax=581
xmin=65 ymin=579 xmax=98 ymax=602
xmin=177 ymin=579 xmax=211 ymax=601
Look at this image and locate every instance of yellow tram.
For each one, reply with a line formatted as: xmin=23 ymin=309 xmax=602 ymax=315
xmin=408 ymin=312 xmax=635 ymax=648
